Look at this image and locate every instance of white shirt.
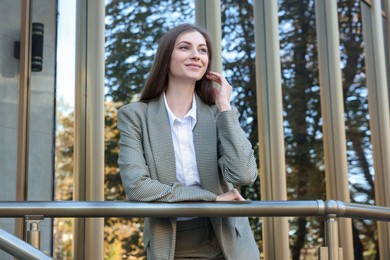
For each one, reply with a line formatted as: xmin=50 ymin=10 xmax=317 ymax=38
xmin=163 ymin=93 xmax=201 ymax=188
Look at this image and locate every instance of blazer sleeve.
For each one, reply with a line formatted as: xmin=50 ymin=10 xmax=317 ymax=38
xmin=215 ymin=108 xmax=258 ymax=186
xmin=117 ymin=105 xmax=217 ymax=202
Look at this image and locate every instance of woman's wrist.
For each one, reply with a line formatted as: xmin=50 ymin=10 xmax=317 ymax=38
xmin=216 ymin=101 xmax=231 ymax=112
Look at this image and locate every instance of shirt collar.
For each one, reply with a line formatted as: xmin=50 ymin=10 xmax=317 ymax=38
xmin=164 ymin=92 xmax=197 ymax=130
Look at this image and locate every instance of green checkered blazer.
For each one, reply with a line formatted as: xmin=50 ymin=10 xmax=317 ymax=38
xmin=118 ymin=94 xmax=260 ymax=260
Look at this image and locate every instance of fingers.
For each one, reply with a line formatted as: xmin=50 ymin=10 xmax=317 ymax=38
xmin=232 ymin=189 xmax=246 ymax=201
xmin=205 ymin=71 xmax=227 ymax=86
xmin=206 ymin=71 xmax=232 ymax=112
xmin=216 ymin=188 xmax=246 ymax=201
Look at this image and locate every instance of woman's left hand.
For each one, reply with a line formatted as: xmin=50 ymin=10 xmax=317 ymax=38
xmin=206 ymin=71 xmax=232 ymax=112
xmin=216 ymin=188 xmax=245 ymax=201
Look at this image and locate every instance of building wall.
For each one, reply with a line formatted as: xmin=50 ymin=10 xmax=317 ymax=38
xmin=0 ymin=4 xmax=21 ymax=256
xmin=0 ymin=0 xmax=56 ymax=258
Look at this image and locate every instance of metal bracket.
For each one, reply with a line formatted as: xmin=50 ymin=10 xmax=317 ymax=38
xmin=25 ymin=215 xmax=44 ymax=249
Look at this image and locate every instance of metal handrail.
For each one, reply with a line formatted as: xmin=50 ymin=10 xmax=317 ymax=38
xmin=0 ymin=228 xmax=52 ymax=260
xmin=0 ymin=200 xmax=389 ymax=221
xmin=0 ymin=200 xmax=389 ymax=260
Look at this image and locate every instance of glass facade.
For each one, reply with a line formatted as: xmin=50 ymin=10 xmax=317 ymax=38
xmin=0 ymin=0 xmax=389 ymax=259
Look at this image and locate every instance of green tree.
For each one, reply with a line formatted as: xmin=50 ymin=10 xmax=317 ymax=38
xmin=105 ymin=0 xmax=194 ymax=103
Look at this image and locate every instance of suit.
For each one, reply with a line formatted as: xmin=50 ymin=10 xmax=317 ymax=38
xmin=118 ymin=94 xmax=260 ymax=260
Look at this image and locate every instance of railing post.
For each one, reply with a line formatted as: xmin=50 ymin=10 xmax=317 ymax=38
xmin=25 ymin=215 xmax=44 ymax=249
xmin=325 ymin=214 xmax=340 ymax=260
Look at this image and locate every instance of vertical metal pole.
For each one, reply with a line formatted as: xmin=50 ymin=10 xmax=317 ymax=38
xmin=384 ymin=0 xmax=390 ymax=110
xmin=15 ymin=0 xmax=31 ymax=241
xmin=74 ymin=0 xmax=105 ymax=259
xmin=361 ymin=0 xmax=390 ymax=257
xmin=325 ymin=215 xmax=339 ymax=260
xmin=253 ymin=1 xmax=290 ymax=259
xmin=73 ymin=0 xmax=105 ymax=260
xmin=85 ymin=0 xmax=105 ymax=259
xmin=74 ymin=0 xmax=87 ymax=258
xmin=195 ymin=0 xmax=222 ymax=74
xmin=314 ymin=0 xmax=353 ymax=258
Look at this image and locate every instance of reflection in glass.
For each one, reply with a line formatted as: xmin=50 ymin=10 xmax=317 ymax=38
xmin=338 ymin=1 xmax=377 ymax=257
xmin=53 ymin=0 xmax=76 ymax=258
xmin=278 ymin=1 xmax=325 ymax=258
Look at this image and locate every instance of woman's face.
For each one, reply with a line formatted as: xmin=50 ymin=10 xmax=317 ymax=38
xmin=169 ymin=30 xmax=209 ymax=83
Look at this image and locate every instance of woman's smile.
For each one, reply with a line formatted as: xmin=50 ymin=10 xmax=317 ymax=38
xmin=185 ymin=63 xmax=202 ymax=69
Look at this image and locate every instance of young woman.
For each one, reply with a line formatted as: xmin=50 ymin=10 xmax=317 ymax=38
xmin=117 ymin=23 xmax=259 ymax=260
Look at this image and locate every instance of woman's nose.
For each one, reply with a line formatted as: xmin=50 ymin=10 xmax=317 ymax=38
xmin=190 ymin=49 xmax=200 ymax=60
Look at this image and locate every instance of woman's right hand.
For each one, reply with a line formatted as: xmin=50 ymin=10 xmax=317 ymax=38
xmin=216 ymin=188 xmax=245 ymax=201
xmin=206 ymin=71 xmax=232 ymax=112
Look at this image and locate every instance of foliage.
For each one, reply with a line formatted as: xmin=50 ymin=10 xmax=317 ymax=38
xmin=53 ymin=102 xmax=74 ymax=259
xmin=105 ymin=0 xmax=194 ymax=103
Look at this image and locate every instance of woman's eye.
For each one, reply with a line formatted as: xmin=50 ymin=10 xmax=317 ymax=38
xmin=199 ymin=48 xmax=208 ymax=54
xmin=179 ymin=46 xmax=189 ymax=50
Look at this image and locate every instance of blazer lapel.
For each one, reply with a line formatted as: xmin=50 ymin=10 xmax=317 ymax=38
xmin=146 ymin=95 xmax=177 ymax=185
xmin=193 ymin=95 xmax=221 ymax=194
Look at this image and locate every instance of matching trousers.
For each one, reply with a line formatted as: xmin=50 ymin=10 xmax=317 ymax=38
xmin=174 ymin=218 xmax=225 ymax=260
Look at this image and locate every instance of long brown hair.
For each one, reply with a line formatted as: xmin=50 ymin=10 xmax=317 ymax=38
xmin=140 ymin=24 xmax=215 ymax=105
